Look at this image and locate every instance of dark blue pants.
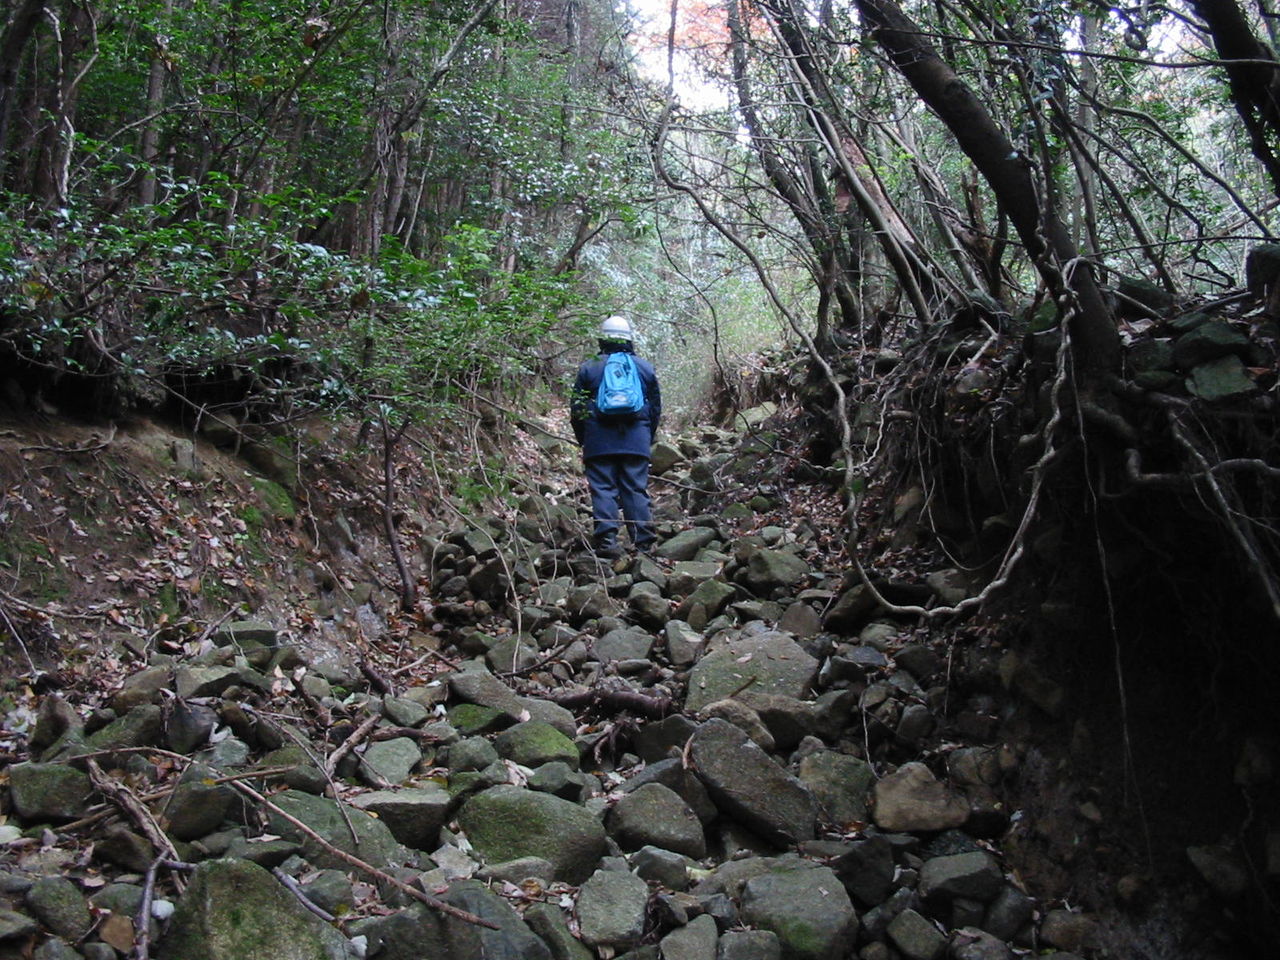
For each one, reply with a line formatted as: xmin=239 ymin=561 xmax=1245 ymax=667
xmin=585 ymin=455 xmax=655 ymax=548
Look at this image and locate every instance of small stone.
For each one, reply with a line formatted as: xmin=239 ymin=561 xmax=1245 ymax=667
xmin=576 ymin=868 xmax=650 ymax=948
xmin=9 ymin=763 xmax=94 ymax=822
xmin=26 ymin=876 xmax=92 ymax=941
xmin=872 ymin=762 xmax=968 ymax=832
xmin=359 ymin=737 xmax=421 ymax=786
xmin=887 ymin=908 xmax=946 ymax=960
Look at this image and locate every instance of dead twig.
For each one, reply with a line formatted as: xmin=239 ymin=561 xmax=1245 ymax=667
xmin=86 ymin=760 xmax=185 ymax=894
xmin=323 ymin=712 xmax=381 ymax=778
xmin=271 ymin=866 xmax=337 ymax=923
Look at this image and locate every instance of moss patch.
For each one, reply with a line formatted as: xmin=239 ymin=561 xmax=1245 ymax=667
xmin=251 ymin=478 xmax=295 ymax=521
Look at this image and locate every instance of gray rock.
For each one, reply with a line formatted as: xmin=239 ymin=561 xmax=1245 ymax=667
xmin=382 ymin=696 xmax=431 ymax=727
xmin=577 ymin=868 xmax=650 ymax=948
xmin=1038 ymin=909 xmax=1098 ymax=953
xmin=567 ymin=584 xmax=618 ymax=622
xmin=457 ymin=784 xmax=607 ymax=883
xmin=777 ymin=602 xmax=821 ymax=638
xmin=9 ymin=763 xmax=94 ymax=822
xmin=677 ymin=579 xmax=737 ymax=623
xmin=595 ymin=627 xmax=655 ymax=663
xmin=633 ymin=715 xmax=698 ymax=763
xmin=1187 ymin=355 xmax=1256 ymax=400
xmin=214 ymin=619 xmax=279 ymax=647
xmin=110 ymin=667 xmax=171 ymax=712
xmin=741 ymin=550 xmax=810 ymax=594
xmin=26 ymin=876 xmax=91 ymax=940
xmin=87 ymin=704 xmax=164 ymax=754
xmin=34 ymin=939 xmax=80 ymax=960
xmin=350 ymin=786 xmax=452 ymax=850
xmin=1127 ymin=338 xmax=1174 ymax=373
xmin=300 ymin=870 xmax=354 ymax=917
xmin=660 ymin=913 xmax=719 ymax=960
xmin=346 ymin=903 xmax=446 ymax=960
xmin=360 ymin=737 xmax=422 ymax=785
xmin=651 ymin=441 xmax=685 ymax=475
xmin=438 ymin=880 xmax=552 ymax=960
xmin=718 ymin=930 xmax=781 ymax=960
xmin=1172 ymin=320 xmax=1249 ymax=368
xmin=685 ymin=633 xmax=819 ymax=713
xmin=157 ymin=859 xmax=354 ymax=959
xmin=622 ymin=758 xmax=718 ymax=825
xmin=258 ymin=744 xmax=328 ymax=794
xmin=700 ymin=699 xmax=774 ymax=751
xmin=950 ymin=927 xmax=1013 ymax=960
xmin=478 ymin=856 xmax=556 ymax=885
xmin=493 ymin=721 xmax=579 ymax=769
xmin=0 ymin=908 xmax=38 ymax=940
xmin=267 ymin=790 xmax=406 ymax=870
xmin=631 ymin=845 xmax=693 ymax=889
xmin=798 ymin=751 xmax=874 ymax=828
xmin=872 ymin=762 xmax=968 ymax=832
xmin=887 ymin=908 xmax=945 ymax=960
xmin=658 ymin=528 xmax=718 ymax=561
xmin=982 ymin=884 xmax=1033 ymax=940
xmin=739 ymin=862 xmax=856 ymax=960
xmin=525 ymin=901 xmax=595 ymax=960
xmin=174 ymin=665 xmax=241 ymax=699
xmin=1186 ymin=844 xmax=1249 ymax=899
xmin=919 ymin=851 xmax=1003 ymax=905
xmin=823 ymin=585 xmax=879 ymax=633
xmin=165 ymin=780 xmax=233 ymax=841
xmin=669 ymin=561 xmax=724 ymax=597
xmin=742 ymin=693 xmax=813 ymax=752
xmin=664 ymin=621 xmax=705 ymax=667
xmin=608 ymin=783 xmax=706 ymax=858
xmin=629 ymin=591 xmax=671 ymax=628
xmin=924 ymin=569 xmax=968 ymax=606
xmin=166 ymin=701 xmax=218 ymax=754
xmin=831 ymin=836 xmax=895 ymax=907
xmin=449 ymin=662 xmax=528 ymax=721
xmin=448 ymin=736 xmax=502 ymax=772
xmin=689 ymin=719 xmax=816 ymax=846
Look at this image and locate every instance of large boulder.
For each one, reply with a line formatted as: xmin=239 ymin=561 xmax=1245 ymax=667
xmin=156 ymin=859 xmax=354 ymax=960
xmin=739 ymin=861 xmax=856 ymax=960
xmin=689 ymin=719 xmax=817 ymax=846
xmin=686 ymin=633 xmax=819 ymax=713
xmin=456 ymin=785 xmax=607 ymax=883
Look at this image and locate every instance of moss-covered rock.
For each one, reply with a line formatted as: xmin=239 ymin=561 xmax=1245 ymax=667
xmin=457 ymin=784 xmax=607 ymax=883
xmin=492 ymin=721 xmax=580 ymax=770
xmin=156 ymin=859 xmax=354 ymax=960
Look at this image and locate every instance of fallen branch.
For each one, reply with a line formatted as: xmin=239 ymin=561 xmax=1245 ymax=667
xmin=272 ymin=866 xmax=337 ymax=923
xmin=226 ymin=778 xmax=498 ymax=929
xmin=543 ymin=684 xmax=673 ymax=720
xmin=86 ymin=760 xmax=185 ymax=894
xmin=323 ymin=712 xmax=382 ymax=778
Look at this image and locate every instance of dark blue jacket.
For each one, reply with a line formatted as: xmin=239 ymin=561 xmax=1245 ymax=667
xmin=571 ymin=342 xmax=661 ymax=460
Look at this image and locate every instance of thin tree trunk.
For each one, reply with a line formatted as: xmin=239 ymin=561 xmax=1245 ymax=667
xmin=853 ymin=0 xmax=1120 ymax=376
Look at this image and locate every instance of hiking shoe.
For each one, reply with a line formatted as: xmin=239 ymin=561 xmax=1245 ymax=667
xmin=594 ymin=543 xmax=623 ymax=560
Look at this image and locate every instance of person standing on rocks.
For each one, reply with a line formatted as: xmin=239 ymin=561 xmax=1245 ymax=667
xmin=570 ymin=315 xmax=662 ymax=559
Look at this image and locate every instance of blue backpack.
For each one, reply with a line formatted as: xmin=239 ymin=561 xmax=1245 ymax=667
xmin=595 ymin=352 xmax=646 ymax=418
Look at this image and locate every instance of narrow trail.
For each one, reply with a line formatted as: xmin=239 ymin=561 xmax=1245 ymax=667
xmin=0 ymin=401 xmax=1254 ymax=960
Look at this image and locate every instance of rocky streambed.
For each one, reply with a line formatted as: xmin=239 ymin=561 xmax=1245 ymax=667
xmin=0 ymin=423 xmax=1249 ymax=960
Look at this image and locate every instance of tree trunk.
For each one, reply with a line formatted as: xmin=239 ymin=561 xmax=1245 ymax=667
xmin=853 ymin=0 xmax=1121 ymax=376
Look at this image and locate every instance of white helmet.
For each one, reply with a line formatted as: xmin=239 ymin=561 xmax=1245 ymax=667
xmin=599 ymin=315 xmax=635 ymax=341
